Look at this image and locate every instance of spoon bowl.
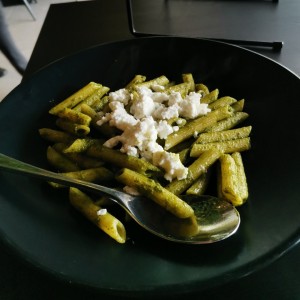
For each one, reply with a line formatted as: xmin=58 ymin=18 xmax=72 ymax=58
xmin=0 ymin=153 xmax=240 ymax=244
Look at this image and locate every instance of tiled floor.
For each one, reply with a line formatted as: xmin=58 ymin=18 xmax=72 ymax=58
xmin=0 ymin=0 xmax=85 ymax=102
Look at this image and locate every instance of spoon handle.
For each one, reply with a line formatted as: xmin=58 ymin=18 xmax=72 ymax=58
xmin=0 ymin=153 xmax=127 ymax=207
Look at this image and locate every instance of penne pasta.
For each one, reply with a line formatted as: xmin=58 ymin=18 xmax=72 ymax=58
xmin=40 ymin=74 xmax=252 ymax=243
xmin=69 ymin=187 xmax=126 ymax=243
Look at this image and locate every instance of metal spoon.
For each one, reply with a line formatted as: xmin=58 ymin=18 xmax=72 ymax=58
xmin=0 ymin=153 xmax=240 ymax=244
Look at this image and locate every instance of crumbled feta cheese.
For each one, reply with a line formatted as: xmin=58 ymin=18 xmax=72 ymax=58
xmin=97 ymin=208 xmax=107 ymax=216
xmin=123 ymin=186 xmax=140 ymax=196
xmin=168 ymin=91 xmax=183 ymax=106
xmin=109 ymin=88 xmax=131 ymax=105
xmin=152 ymin=103 xmax=179 ymax=120
xmin=179 ymin=92 xmax=211 ymax=119
xmin=108 ymin=101 xmax=137 ymax=130
xmin=176 ymin=118 xmax=185 ymax=125
xmin=153 ymin=151 xmax=188 ymax=181
xmin=151 ymin=84 xmax=165 ymax=92
xmin=156 ymin=120 xmax=176 ymax=139
xmin=130 ymin=93 xmax=156 ymax=119
xmin=96 ymin=82 xmax=211 ymax=181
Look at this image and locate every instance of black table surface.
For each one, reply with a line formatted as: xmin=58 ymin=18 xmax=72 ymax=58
xmin=2 ymin=0 xmax=299 ymax=299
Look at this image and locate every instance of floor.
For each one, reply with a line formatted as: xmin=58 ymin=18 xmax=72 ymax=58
xmin=0 ymin=0 xmax=89 ymax=102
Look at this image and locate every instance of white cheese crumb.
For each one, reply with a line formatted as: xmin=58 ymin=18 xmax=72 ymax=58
xmin=97 ymin=84 xmax=211 ymax=181
xmin=97 ymin=208 xmax=107 ymax=216
xmin=151 ymin=84 xmax=165 ymax=92
xmin=179 ymin=92 xmax=211 ymax=119
xmin=109 ymin=88 xmax=131 ymax=105
xmin=123 ymin=186 xmax=140 ymax=196
xmin=153 ymin=151 xmax=188 ymax=181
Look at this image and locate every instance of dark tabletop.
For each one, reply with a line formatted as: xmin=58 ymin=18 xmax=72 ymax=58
xmin=1 ymin=0 xmax=299 ymax=299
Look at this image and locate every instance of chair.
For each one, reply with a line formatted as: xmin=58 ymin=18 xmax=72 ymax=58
xmin=0 ymin=0 xmax=28 ymax=75
xmin=22 ymin=0 xmax=36 ymax=21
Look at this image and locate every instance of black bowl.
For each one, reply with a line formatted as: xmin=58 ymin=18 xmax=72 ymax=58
xmin=0 ymin=37 xmax=299 ymax=297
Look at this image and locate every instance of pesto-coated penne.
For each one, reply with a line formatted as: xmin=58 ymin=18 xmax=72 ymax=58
xmin=218 ymin=153 xmax=248 ymax=206
xmin=165 ymin=82 xmax=190 ymax=97
xmin=178 ymin=148 xmax=190 ymax=164
xmin=167 ymin=117 xmax=187 ymax=127
xmin=79 ymin=104 xmax=119 ymax=137
xmin=126 ymin=74 xmax=147 ymax=91
xmin=47 ymin=146 xmax=80 ymax=172
xmin=63 ymin=138 xmax=98 ymax=153
xmin=164 ymin=105 xmax=233 ymax=150
xmin=116 ymin=168 xmax=194 ymax=219
xmin=182 ymin=73 xmax=195 ymax=92
xmin=195 ymin=126 xmax=252 ymax=144
xmin=232 ymin=152 xmax=248 ymax=202
xmin=206 ymin=112 xmax=249 ymax=132
xmin=86 ymin=143 xmax=161 ymax=176
xmin=69 ymin=187 xmax=126 ymax=243
xmin=52 ymin=143 xmax=105 ymax=169
xmin=231 ymin=99 xmax=245 ymax=112
xmin=39 ymin=128 xmax=75 ymax=144
xmin=208 ymin=96 xmax=237 ymax=110
xmin=49 ymin=82 xmax=103 ymax=115
xmin=56 ymin=108 xmax=92 ymax=126
xmin=134 ymin=75 xmax=169 ymax=90
xmin=41 ymin=75 xmax=252 ymax=243
xmin=186 ymin=172 xmax=210 ymax=196
xmin=90 ymin=95 xmax=110 ymax=112
xmin=73 ymin=85 xmax=110 ymax=111
xmin=165 ymin=149 xmax=222 ymax=195
xmin=190 ymin=137 xmax=251 ymax=157
xmin=200 ymin=89 xmax=219 ymax=104
xmin=195 ymin=83 xmax=209 ymax=96
xmin=79 ymin=103 xmax=98 ymax=120
xmin=56 ymin=118 xmax=90 ymax=136
xmin=49 ymin=167 xmax=114 ymax=188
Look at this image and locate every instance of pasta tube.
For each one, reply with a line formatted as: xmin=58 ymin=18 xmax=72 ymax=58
xmin=86 ymin=143 xmax=161 ymax=176
xmin=232 ymin=152 xmax=248 ymax=201
xmin=182 ymin=73 xmax=195 ymax=92
xmin=73 ymin=85 xmax=110 ymax=111
xmin=190 ymin=137 xmax=251 ymax=157
xmin=56 ymin=108 xmax=92 ymax=126
xmin=126 ymin=74 xmax=147 ymax=91
xmin=69 ymin=188 xmax=126 ymax=243
xmin=186 ymin=172 xmax=210 ymax=196
xmin=218 ymin=153 xmax=248 ymax=206
xmin=195 ymin=83 xmax=209 ymax=95
xmin=63 ymin=138 xmax=98 ymax=153
xmin=39 ymin=128 xmax=75 ymax=144
xmin=231 ymin=99 xmax=245 ymax=112
xmin=49 ymin=82 xmax=103 ymax=115
xmin=164 ymin=105 xmax=233 ymax=150
xmin=200 ymin=89 xmax=219 ymax=104
xmin=90 ymin=95 xmax=110 ymax=112
xmin=116 ymin=168 xmax=194 ymax=219
xmin=208 ymin=96 xmax=237 ymax=110
xmin=56 ymin=118 xmax=90 ymax=136
xmin=165 ymin=149 xmax=222 ymax=195
xmin=52 ymin=143 xmax=105 ymax=169
xmin=47 ymin=146 xmax=80 ymax=172
xmin=206 ymin=112 xmax=249 ymax=132
xmin=49 ymin=167 xmax=114 ymax=188
xmin=195 ymin=126 xmax=252 ymax=144
xmin=134 ymin=75 xmax=169 ymax=89
xmin=165 ymin=82 xmax=190 ymax=97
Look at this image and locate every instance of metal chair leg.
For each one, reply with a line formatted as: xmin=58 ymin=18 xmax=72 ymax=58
xmin=22 ymin=0 xmax=36 ymax=21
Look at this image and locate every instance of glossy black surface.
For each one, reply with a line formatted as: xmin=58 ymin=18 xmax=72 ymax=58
xmin=0 ymin=37 xmax=299 ymax=297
